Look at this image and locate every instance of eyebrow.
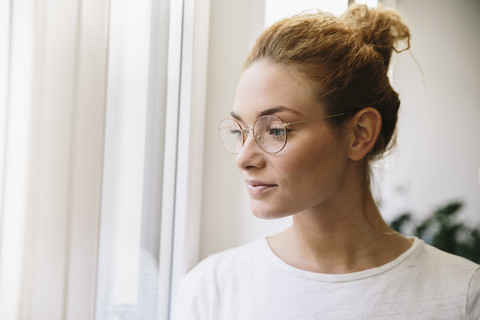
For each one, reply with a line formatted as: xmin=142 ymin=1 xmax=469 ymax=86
xmin=230 ymin=106 xmax=303 ymax=121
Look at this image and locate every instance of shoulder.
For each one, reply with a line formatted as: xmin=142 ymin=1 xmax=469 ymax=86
xmin=402 ymin=240 xmax=480 ymax=318
xmin=171 ymin=239 xmax=267 ymax=319
xmin=468 ymin=267 xmax=480 ymax=319
xmin=187 ymin=238 xmax=266 ymax=281
xmin=401 ymin=240 xmax=479 ymax=285
xmin=409 ymin=240 xmax=479 ymax=273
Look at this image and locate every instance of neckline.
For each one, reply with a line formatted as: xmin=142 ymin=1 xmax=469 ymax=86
xmin=260 ymin=236 xmax=422 ymax=282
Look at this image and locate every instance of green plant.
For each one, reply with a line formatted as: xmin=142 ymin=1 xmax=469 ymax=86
xmin=390 ymin=201 xmax=480 ymax=264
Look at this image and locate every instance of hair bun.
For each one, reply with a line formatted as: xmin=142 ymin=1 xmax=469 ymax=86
xmin=341 ymin=4 xmax=410 ymax=67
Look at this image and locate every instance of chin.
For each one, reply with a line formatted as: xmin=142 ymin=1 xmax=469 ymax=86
xmin=250 ymin=201 xmax=292 ymax=220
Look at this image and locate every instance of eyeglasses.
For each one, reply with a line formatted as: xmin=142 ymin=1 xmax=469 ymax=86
xmin=218 ymin=113 xmax=346 ymax=154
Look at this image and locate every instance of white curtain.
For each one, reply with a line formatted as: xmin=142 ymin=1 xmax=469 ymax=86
xmin=0 ymin=0 xmax=109 ymax=318
xmin=0 ymin=0 xmax=209 ymax=319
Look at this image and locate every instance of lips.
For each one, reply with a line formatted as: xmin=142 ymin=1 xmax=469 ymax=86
xmin=245 ymin=179 xmax=277 ymax=196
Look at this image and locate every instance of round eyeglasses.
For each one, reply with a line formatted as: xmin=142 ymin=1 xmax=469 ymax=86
xmin=218 ymin=113 xmax=346 ymax=154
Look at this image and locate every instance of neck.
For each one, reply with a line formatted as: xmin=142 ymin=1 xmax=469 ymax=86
xmin=268 ymin=187 xmax=411 ymax=274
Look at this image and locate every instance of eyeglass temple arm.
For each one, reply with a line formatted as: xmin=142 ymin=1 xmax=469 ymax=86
xmin=283 ymin=112 xmax=347 ymax=127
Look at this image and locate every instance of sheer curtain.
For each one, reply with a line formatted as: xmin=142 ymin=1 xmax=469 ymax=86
xmin=0 ymin=0 xmax=209 ymax=319
xmin=0 ymin=0 xmax=109 ymax=318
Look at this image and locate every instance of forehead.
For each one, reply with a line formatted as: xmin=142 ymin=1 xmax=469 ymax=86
xmin=232 ymin=60 xmax=324 ymax=121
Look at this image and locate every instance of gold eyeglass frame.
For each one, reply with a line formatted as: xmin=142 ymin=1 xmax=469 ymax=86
xmin=218 ymin=112 xmax=347 ymax=154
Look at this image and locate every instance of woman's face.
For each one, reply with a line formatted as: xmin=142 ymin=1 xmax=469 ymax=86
xmin=232 ymin=60 xmax=353 ymax=219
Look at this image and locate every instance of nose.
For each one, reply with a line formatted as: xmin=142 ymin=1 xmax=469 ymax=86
xmin=235 ymin=129 xmax=265 ymax=170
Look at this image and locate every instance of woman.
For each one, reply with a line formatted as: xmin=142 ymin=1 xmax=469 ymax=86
xmin=173 ymin=4 xmax=479 ymax=319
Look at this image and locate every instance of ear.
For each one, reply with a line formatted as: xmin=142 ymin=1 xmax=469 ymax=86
xmin=347 ymin=107 xmax=382 ymax=161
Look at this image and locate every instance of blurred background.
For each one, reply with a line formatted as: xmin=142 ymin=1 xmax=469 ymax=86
xmin=0 ymin=0 xmax=478 ymax=319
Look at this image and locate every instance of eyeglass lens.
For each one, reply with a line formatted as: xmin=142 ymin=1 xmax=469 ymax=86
xmin=218 ymin=115 xmax=287 ymax=154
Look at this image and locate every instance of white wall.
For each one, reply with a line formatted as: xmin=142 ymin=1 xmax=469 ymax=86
xmin=200 ymin=0 xmax=480 ymax=260
xmin=200 ymin=0 xmax=292 ymax=259
xmin=376 ymin=0 xmax=480 ymax=224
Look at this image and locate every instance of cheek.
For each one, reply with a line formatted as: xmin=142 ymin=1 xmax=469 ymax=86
xmin=277 ymin=135 xmax=348 ymax=188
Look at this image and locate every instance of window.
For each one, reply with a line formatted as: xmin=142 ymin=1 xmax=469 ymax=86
xmin=0 ymin=0 xmax=209 ymax=319
xmin=96 ymin=0 xmax=209 ymax=319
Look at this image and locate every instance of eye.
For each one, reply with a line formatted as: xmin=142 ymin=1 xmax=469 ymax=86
xmin=267 ymin=123 xmax=286 ymax=140
xmin=229 ymin=128 xmax=243 ymax=136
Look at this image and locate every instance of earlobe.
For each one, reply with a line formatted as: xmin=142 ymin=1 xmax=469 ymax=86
xmin=348 ymin=107 xmax=382 ymax=161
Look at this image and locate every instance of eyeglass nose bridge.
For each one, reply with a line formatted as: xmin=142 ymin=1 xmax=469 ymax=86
xmin=240 ymin=127 xmax=257 ymax=144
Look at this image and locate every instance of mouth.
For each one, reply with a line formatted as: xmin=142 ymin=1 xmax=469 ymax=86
xmin=245 ymin=180 xmax=278 ymax=196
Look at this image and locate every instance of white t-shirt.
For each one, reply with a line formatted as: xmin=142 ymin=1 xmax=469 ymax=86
xmin=172 ymin=237 xmax=480 ymax=319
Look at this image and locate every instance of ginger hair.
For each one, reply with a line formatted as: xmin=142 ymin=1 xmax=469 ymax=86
xmin=244 ymin=4 xmax=411 ymax=160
